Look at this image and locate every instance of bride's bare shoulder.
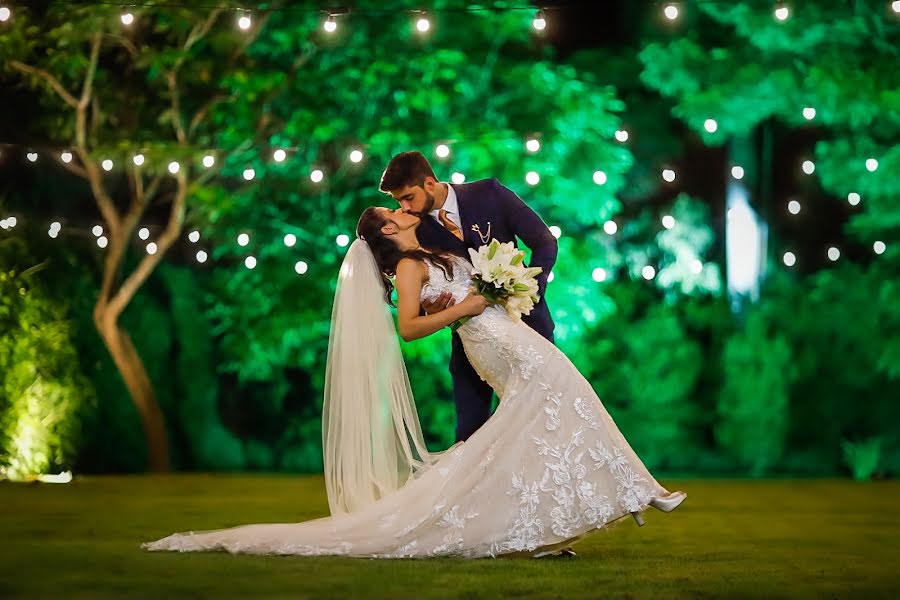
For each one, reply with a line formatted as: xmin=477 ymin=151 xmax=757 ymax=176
xmin=396 ymin=257 xmax=427 ymax=282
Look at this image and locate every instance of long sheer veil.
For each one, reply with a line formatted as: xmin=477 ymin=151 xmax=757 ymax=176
xmin=323 ymin=238 xmax=442 ymax=515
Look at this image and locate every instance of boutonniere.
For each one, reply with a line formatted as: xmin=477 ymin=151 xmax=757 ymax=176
xmin=470 ymin=221 xmax=492 ymax=245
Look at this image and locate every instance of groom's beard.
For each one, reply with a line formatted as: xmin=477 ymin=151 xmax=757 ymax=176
xmin=410 ymin=191 xmax=436 ymax=218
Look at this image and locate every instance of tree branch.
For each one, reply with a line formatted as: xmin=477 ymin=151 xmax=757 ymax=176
xmin=167 ymin=71 xmax=188 ymax=144
xmin=10 ymin=60 xmax=79 ymax=108
xmin=107 ymin=174 xmax=188 ymax=320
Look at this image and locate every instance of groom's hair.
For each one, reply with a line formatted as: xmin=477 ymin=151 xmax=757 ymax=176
xmin=379 ymin=151 xmax=437 ymax=193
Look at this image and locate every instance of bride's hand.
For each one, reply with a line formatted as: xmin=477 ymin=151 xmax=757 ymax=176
xmin=459 ymin=292 xmax=490 ymax=317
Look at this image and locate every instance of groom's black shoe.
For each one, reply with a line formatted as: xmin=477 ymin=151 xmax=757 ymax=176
xmin=534 ymin=546 xmax=577 ymax=558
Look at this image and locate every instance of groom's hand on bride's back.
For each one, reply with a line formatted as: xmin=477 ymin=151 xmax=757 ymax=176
xmin=421 ymin=292 xmax=455 ymax=315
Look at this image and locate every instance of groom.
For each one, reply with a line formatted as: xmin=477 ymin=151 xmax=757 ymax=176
xmin=380 ymin=151 xmax=558 ymax=443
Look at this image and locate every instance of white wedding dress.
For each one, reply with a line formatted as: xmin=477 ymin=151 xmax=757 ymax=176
xmin=142 ymin=256 xmax=674 ymax=558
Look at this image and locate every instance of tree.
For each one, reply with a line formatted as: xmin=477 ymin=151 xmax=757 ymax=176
xmin=0 ymin=5 xmax=276 ymax=470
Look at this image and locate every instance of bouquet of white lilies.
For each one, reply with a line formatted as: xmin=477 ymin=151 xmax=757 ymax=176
xmin=451 ymin=239 xmax=542 ymax=331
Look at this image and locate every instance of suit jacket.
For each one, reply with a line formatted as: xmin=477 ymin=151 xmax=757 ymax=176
xmin=418 ymin=178 xmax=557 ymax=352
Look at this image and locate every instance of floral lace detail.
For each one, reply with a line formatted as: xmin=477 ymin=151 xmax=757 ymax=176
xmin=573 ymin=396 xmax=601 ymax=431
xmin=539 ymin=382 xmax=562 ymax=431
xmin=533 ymin=429 xmax=616 ymax=538
xmin=428 ymin=504 xmax=480 ymax=556
xmin=588 ymin=440 xmax=654 ymax=512
xmin=500 ymin=470 xmax=546 ymax=552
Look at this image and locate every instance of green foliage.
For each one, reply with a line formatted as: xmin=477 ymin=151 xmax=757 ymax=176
xmin=716 ymin=311 xmax=794 ymax=476
xmin=841 ymin=437 xmax=882 ymax=482
xmin=0 ymin=240 xmax=95 ymax=480
xmin=574 ymin=283 xmax=703 ymax=471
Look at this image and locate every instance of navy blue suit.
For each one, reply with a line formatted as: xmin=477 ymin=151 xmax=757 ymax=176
xmin=417 ymin=178 xmax=558 ymax=442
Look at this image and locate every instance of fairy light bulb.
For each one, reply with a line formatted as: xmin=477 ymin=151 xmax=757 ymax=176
xmin=238 ymin=13 xmax=251 ymax=30
xmin=532 ymin=10 xmax=546 ymax=30
xmin=202 ymin=154 xmax=215 ymax=168
xmin=273 ymin=149 xmax=286 ymax=163
xmin=121 ymin=12 xmax=134 ymax=26
xmin=102 ymin=159 xmax=114 ymax=171
xmin=323 ymin=14 xmax=337 ymax=33
xmin=664 ymin=4 xmax=679 ymax=20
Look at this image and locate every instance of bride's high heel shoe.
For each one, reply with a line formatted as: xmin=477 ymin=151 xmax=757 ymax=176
xmin=649 ymin=490 xmax=687 ymax=513
xmin=630 ymin=512 xmax=645 ymax=527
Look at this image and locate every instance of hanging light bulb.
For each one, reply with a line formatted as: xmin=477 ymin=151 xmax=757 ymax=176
xmin=102 ymin=159 xmax=114 ymax=171
xmin=690 ymin=260 xmax=703 ymax=274
xmin=336 ymin=234 xmax=350 ymax=247
xmin=615 ymin=129 xmax=629 ymax=142
xmin=310 ymin=169 xmax=324 ymax=183
xmin=167 ymin=161 xmax=180 ymax=174
xmin=188 ymin=230 xmax=200 ymax=243
xmin=827 ymin=247 xmax=840 ymax=261
xmin=662 ymin=215 xmax=676 ymax=229
xmin=526 ymin=138 xmax=540 ymax=152
xmin=121 ymin=12 xmax=134 ymax=26
xmin=295 ymin=260 xmax=309 ymax=275
xmin=525 ymin=171 xmax=540 ymax=185
xmin=415 ymin=14 xmax=430 ymax=33
xmin=549 ymin=225 xmax=561 ymax=239
xmin=593 ymin=171 xmax=607 ymax=185
xmin=731 ymin=165 xmax=745 ymax=180
xmin=662 ymin=168 xmax=676 ymax=182
xmin=435 ymin=144 xmax=450 ymax=158
xmin=61 ymin=151 xmax=73 ymax=163
xmin=893 ymin=0 xmax=900 ymax=13
xmin=532 ymin=9 xmax=547 ymax=30
xmin=704 ymin=118 xmax=718 ymax=133
xmin=243 ymin=168 xmax=255 ymax=181
xmin=642 ymin=266 xmax=656 ymax=280
xmin=238 ymin=13 xmax=252 ymax=30
xmin=847 ymin=192 xmax=861 ymax=206
xmin=196 ymin=250 xmax=208 ymax=263
xmin=664 ymin=4 xmax=679 ymax=21
xmin=603 ymin=220 xmax=618 ymax=235
xmin=783 ymin=252 xmax=796 ymax=267
xmin=592 ymin=268 xmax=607 ymax=282
xmin=133 ymin=153 xmax=145 ymax=166
xmin=865 ymin=158 xmax=879 ymax=172
xmin=323 ymin=14 xmax=337 ymax=33
xmin=146 ymin=242 xmax=158 ymax=255
xmin=92 ymin=225 xmax=103 ymax=237
xmin=283 ymin=233 xmax=297 ymax=247
xmin=0 ymin=6 xmax=11 ymax=22
xmin=873 ymin=241 xmax=886 ymax=255
xmin=273 ymin=149 xmax=287 ymax=163
xmin=788 ymin=200 xmax=801 ymax=214
xmin=451 ymin=172 xmax=466 ymax=184
xmin=202 ymin=154 xmax=215 ymax=168
xmin=237 ymin=233 xmax=250 ymax=247
xmin=349 ymin=149 xmax=364 ymax=163
xmin=26 ymin=152 xmax=38 ymax=162
xmin=774 ymin=3 xmax=789 ymax=20
xmin=97 ymin=236 xmax=108 ymax=249
xmin=138 ymin=227 xmax=150 ymax=240
xmin=802 ymin=160 xmax=815 ymax=174
xmin=803 ymin=107 xmax=816 ymax=120
xmin=244 ymin=256 xmax=257 ymax=269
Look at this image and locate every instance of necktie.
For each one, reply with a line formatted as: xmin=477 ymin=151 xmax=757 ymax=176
xmin=439 ymin=209 xmax=463 ymax=241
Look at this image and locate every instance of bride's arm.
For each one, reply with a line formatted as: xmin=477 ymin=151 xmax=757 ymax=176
xmin=395 ymin=258 xmax=477 ymax=342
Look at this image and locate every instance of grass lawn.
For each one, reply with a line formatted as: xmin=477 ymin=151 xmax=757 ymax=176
xmin=1 ymin=475 xmax=898 ymax=599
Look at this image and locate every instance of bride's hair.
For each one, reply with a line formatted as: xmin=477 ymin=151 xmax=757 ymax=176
xmin=357 ymin=207 xmax=458 ymax=305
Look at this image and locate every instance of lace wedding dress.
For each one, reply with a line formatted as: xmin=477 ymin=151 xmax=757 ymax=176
xmin=142 ymin=255 xmax=674 ymax=558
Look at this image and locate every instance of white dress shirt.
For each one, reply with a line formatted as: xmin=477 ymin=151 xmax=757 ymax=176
xmin=429 ymin=183 xmax=462 ymax=231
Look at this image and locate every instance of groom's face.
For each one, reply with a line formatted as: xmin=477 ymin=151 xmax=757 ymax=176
xmin=390 ymin=178 xmax=437 ymax=217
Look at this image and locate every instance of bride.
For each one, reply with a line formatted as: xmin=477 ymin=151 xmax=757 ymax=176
xmin=142 ymin=207 xmax=686 ymax=558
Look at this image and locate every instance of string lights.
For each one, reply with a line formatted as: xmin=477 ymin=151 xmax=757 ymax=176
xmin=532 ymin=9 xmax=546 ymax=31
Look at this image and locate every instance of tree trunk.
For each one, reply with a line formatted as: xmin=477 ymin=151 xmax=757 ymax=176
xmin=95 ymin=308 xmax=171 ymax=472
